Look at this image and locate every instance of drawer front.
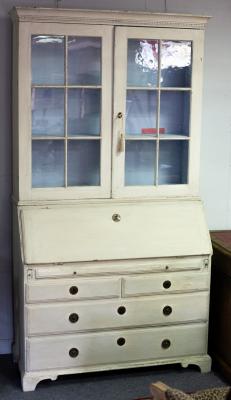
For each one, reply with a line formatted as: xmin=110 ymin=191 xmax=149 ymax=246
xmin=21 ymin=200 xmax=211 ymax=264
xmin=33 ymin=256 xmax=206 ymax=279
xmin=26 ymin=292 xmax=209 ymax=335
xmin=26 ymin=277 xmax=120 ymax=303
xmin=123 ymin=271 xmax=209 ymax=297
xmin=26 ymin=323 xmax=208 ymax=371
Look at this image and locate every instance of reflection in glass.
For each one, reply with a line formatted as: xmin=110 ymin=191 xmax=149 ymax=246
xmin=160 ymin=91 xmax=190 ymax=136
xmin=68 ymin=37 xmax=101 ymax=85
xmin=127 ymin=39 xmax=158 ymax=87
xmin=125 ymin=140 xmax=156 ymax=185
xmin=161 ymin=41 xmax=192 ymax=87
xmin=158 ymin=140 xmax=188 ymax=185
xmin=31 ymin=35 xmax=64 ymax=85
xmin=126 ymin=90 xmax=157 ymax=136
xmin=68 ymin=89 xmax=101 ymax=136
xmin=32 ymin=88 xmax=64 ymax=136
xmin=32 ymin=140 xmax=65 ymax=187
xmin=67 ymin=140 xmax=100 ymax=186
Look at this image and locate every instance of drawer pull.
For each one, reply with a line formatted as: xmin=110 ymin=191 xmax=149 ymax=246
xmin=117 ymin=306 xmax=126 ymax=315
xmin=163 ymin=280 xmax=171 ymax=289
xmin=69 ymin=348 xmax=79 ymax=358
xmin=69 ymin=313 xmax=79 ymax=323
xmin=69 ymin=286 xmax=78 ymax=295
xmin=117 ymin=337 xmax=126 ymax=346
xmin=163 ymin=305 xmax=172 ymax=316
xmin=161 ymin=339 xmax=171 ymax=349
xmin=112 ymin=213 xmax=121 ymax=222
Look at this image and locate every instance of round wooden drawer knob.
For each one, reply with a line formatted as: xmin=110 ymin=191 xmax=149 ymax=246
xmin=69 ymin=286 xmax=78 ymax=295
xmin=69 ymin=313 xmax=79 ymax=323
xmin=163 ymin=280 xmax=171 ymax=289
xmin=117 ymin=306 xmax=126 ymax=315
xmin=161 ymin=339 xmax=171 ymax=349
xmin=69 ymin=348 xmax=79 ymax=358
xmin=117 ymin=337 xmax=126 ymax=346
xmin=163 ymin=305 xmax=172 ymax=316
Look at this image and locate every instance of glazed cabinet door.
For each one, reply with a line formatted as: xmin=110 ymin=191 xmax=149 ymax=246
xmin=18 ymin=23 xmax=112 ymax=200
xmin=112 ymin=27 xmax=204 ymax=198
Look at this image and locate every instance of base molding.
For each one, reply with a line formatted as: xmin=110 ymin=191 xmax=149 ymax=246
xmin=20 ymin=354 xmax=211 ymax=392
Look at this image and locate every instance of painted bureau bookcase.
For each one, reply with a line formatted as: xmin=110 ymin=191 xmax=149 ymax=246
xmin=10 ymin=7 xmax=212 ymax=391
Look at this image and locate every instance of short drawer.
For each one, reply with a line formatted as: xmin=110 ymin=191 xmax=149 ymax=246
xmin=123 ymin=271 xmax=209 ymax=297
xmin=26 ymin=277 xmax=121 ymax=303
xmin=26 ymin=292 xmax=209 ymax=336
xmin=26 ymin=323 xmax=208 ymax=371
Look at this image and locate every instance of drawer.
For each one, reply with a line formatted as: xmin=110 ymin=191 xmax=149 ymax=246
xmin=26 ymin=323 xmax=208 ymax=371
xmin=123 ymin=271 xmax=209 ymax=297
xmin=26 ymin=277 xmax=120 ymax=303
xmin=33 ymin=256 xmax=206 ymax=279
xmin=26 ymin=292 xmax=209 ymax=335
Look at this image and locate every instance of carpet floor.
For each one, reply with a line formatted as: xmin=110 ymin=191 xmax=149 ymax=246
xmin=0 ymin=355 xmax=229 ymax=400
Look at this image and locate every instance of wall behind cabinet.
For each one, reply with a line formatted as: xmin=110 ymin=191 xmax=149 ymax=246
xmin=0 ymin=0 xmax=230 ymax=354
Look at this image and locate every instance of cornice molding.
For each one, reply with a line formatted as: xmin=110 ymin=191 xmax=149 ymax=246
xmin=10 ymin=7 xmax=211 ymax=30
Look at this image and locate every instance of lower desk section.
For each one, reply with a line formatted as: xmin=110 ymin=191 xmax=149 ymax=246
xmin=26 ymin=323 xmax=208 ymax=371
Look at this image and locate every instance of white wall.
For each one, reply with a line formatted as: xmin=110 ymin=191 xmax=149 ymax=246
xmin=0 ymin=0 xmax=230 ymax=353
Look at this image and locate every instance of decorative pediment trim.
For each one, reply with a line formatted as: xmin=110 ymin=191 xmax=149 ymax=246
xmin=10 ymin=7 xmax=211 ymax=30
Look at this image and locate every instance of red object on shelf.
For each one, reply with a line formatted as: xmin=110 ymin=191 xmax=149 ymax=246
xmin=141 ymin=128 xmax=165 ymax=134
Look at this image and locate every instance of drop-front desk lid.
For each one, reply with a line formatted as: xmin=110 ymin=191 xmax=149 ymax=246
xmin=19 ymin=199 xmax=212 ymax=265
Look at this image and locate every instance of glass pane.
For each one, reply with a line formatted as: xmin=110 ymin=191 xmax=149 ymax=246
xmin=161 ymin=41 xmax=192 ymax=87
xmin=126 ymin=90 xmax=157 ymax=136
xmin=68 ymin=89 xmax=101 ymax=136
xmin=160 ymin=91 xmax=190 ymax=136
xmin=32 ymin=88 xmax=64 ymax=136
xmin=31 ymin=35 xmax=64 ymax=85
xmin=158 ymin=140 xmax=188 ymax=185
xmin=127 ymin=39 xmax=158 ymax=87
xmin=125 ymin=140 xmax=156 ymax=186
xmin=67 ymin=140 xmax=100 ymax=186
xmin=32 ymin=140 xmax=64 ymax=187
xmin=68 ymin=37 xmax=101 ymax=85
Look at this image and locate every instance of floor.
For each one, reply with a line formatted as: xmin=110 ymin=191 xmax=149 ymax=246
xmin=0 ymin=355 xmax=229 ymax=400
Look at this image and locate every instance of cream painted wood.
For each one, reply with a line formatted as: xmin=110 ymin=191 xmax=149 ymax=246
xmin=26 ymin=292 xmax=209 ymax=336
xmin=21 ymin=354 xmax=211 ymax=391
xmin=20 ymin=200 xmax=211 ymax=264
xmin=16 ymin=22 xmax=112 ymax=201
xmin=122 ymin=271 xmax=210 ymax=297
xmin=11 ymin=7 xmax=211 ymax=391
xmin=26 ymin=277 xmax=121 ymax=303
xmin=33 ymin=258 xmax=206 ymax=277
xmin=10 ymin=8 xmax=210 ymax=30
xmin=112 ymin=27 xmax=204 ymax=198
xmin=32 ymin=256 xmax=207 ymax=279
xmin=26 ymin=323 xmax=208 ymax=371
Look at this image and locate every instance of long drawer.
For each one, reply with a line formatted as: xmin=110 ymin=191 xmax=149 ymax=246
xmin=123 ymin=271 xmax=210 ymax=297
xmin=26 ymin=292 xmax=209 ymax=335
xmin=26 ymin=276 xmax=121 ymax=303
xmin=26 ymin=323 xmax=208 ymax=371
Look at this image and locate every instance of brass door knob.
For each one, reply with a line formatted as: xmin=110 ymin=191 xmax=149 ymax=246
xmin=112 ymin=213 xmax=121 ymax=222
